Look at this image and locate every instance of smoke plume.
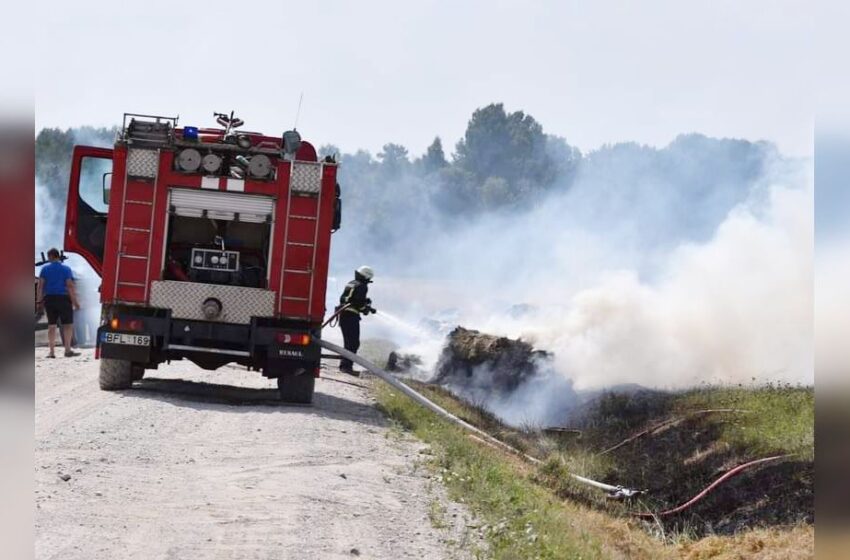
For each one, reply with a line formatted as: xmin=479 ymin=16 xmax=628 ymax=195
xmin=328 ymin=127 xmax=812 ymax=425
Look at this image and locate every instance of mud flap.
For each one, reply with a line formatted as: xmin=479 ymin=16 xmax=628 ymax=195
xmin=265 ymin=339 xmax=320 ymax=377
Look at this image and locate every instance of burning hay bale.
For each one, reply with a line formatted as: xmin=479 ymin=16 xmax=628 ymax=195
xmin=430 ymin=327 xmax=578 ymax=427
xmin=433 ymin=326 xmax=550 ymax=391
xmin=431 ymin=326 xmax=551 ymax=391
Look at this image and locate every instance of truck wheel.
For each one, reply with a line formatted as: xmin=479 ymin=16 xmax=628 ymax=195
xmin=99 ymin=359 xmax=133 ymax=390
xmin=277 ymin=372 xmax=315 ymax=404
xmin=131 ymin=364 xmax=145 ymax=382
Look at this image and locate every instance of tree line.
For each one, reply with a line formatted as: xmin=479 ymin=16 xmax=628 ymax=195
xmin=35 ymin=103 xmax=776 ymax=259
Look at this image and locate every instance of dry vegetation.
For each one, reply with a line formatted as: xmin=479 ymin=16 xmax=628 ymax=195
xmin=375 ymin=380 xmax=813 ymax=559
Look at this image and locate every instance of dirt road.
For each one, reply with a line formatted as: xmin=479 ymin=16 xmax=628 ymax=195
xmin=35 ymin=349 xmax=476 ymax=559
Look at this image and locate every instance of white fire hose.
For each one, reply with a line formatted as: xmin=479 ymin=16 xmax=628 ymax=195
xmin=318 ymin=339 xmax=642 ymax=499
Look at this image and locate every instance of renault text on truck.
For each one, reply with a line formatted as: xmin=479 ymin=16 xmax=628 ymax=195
xmin=64 ymin=113 xmax=342 ymax=403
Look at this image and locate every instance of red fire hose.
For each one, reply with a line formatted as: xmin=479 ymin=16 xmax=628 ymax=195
xmin=322 ymin=304 xmax=351 ymax=328
xmin=632 ymin=454 xmax=792 ymax=518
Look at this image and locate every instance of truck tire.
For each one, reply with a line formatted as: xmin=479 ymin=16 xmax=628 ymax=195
xmin=277 ymin=372 xmax=315 ymax=404
xmin=99 ymin=359 xmax=133 ymax=390
xmin=131 ymin=364 xmax=145 ymax=382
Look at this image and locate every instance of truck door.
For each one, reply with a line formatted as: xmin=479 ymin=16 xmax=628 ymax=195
xmin=64 ymin=146 xmax=113 ymax=276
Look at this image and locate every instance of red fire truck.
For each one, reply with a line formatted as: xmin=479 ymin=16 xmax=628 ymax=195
xmin=63 ymin=113 xmax=341 ymax=403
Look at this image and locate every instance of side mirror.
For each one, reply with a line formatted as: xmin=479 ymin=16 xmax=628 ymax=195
xmin=102 ymin=172 xmax=112 ymax=205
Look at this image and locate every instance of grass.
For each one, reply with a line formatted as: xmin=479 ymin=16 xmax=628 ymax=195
xmin=428 ymin=498 xmax=449 ymax=529
xmin=676 ymin=383 xmax=814 ymax=460
xmin=376 ymin=382 xmax=671 ymax=560
xmin=373 ymin=379 xmax=814 ymax=559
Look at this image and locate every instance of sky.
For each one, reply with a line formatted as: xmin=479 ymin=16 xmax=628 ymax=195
xmin=32 ymin=0 xmax=813 ymax=157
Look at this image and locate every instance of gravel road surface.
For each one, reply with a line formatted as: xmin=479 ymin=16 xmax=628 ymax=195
xmin=35 ymin=349 xmax=476 ymax=559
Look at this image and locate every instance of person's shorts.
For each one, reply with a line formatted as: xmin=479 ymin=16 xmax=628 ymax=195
xmin=44 ymin=295 xmax=73 ymax=326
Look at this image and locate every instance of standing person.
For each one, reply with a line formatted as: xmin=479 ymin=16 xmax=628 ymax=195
xmin=36 ymin=248 xmax=81 ymax=358
xmin=337 ymin=265 xmax=375 ymax=376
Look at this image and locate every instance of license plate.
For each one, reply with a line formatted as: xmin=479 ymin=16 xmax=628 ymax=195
xmin=101 ymin=332 xmax=151 ymax=346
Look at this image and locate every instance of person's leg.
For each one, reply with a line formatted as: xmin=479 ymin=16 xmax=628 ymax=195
xmin=339 ymin=314 xmax=355 ymax=370
xmin=351 ymin=316 xmax=361 ymax=356
xmin=47 ymin=325 xmax=56 ymax=357
xmin=345 ymin=318 xmax=361 ymax=375
xmin=340 ymin=313 xmax=363 ymax=371
xmin=59 ymin=297 xmax=78 ymax=357
xmin=45 ymin=296 xmax=58 ymax=357
xmin=62 ymin=323 xmax=75 ymax=354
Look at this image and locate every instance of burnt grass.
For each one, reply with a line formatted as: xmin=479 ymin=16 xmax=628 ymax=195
xmin=573 ymin=387 xmax=812 ymax=536
xmin=415 ymin=381 xmax=813 ymax=540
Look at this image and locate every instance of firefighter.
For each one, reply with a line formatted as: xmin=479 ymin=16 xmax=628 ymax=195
xmin=337 ymin=265 xmax=375 ymax=376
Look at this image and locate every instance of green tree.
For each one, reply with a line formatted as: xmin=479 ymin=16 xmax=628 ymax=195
xmin=448 ymin=103 xmax=559 ymax=210
xmin=421 ymin=136 xmax=448 ymax=173
xmin=377 ymin=143 xmax=409 ymax=178
xmin=36 ymin=126 xmax=118 ymax=201
xmin=454 ymin=103 xmax=554 ymax=188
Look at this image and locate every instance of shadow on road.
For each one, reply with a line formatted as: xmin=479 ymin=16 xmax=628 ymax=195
xmin=122 ymin=376 xmax=387 ymax=426
xmin=320 ymin=375 xmax=369 ymax=390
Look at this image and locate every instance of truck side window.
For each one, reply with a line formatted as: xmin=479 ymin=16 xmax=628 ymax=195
xmin=79 ymin=157 xmax=112 ymax=213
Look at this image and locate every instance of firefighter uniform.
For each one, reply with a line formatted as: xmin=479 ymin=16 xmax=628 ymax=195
xmin=338 ymin=271 xmax=373 ymax=373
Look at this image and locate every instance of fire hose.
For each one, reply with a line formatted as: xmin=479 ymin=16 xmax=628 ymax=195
xmin=321 ymin=304 xmax=351 ymax=328
xmin=318 ymin=338 xmax=643 ymax=499
xmin=632 ymin=454 xmax=792 ymax=518
xmin=322 ymin=302 xmax=378 ymax=329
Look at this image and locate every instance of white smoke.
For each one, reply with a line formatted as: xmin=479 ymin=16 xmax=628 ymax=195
xmin=35 ymin=180 xmax=102 ymax=345
xmin=502 ymin=174 xmax=813 ymax=390
xmin=35 ymin=126 xmax=116 ymax=343
xmin=34 ymin=182 xmax=61 ymax=253
xmin=356 ymin=147 xmax=812 ymax=423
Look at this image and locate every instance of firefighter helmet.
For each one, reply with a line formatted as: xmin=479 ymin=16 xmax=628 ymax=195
xmin=356 ymin=265 xmax=374 ymax=280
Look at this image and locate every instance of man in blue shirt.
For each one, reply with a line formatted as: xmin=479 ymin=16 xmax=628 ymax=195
xmin=36 ymin=248 xmax=81 ymax=358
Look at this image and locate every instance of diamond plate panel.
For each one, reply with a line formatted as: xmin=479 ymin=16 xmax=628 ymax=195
xmin=127 ymin=148 xmax=159 ymax=178
xmin=290 ymin=162 xmax=322 ymax=194
xmin=150 ymin=280 xmax=275 ymax=324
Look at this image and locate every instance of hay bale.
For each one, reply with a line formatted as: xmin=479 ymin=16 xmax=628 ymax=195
xmin=433 ymin=326 xmax=550 ymax=393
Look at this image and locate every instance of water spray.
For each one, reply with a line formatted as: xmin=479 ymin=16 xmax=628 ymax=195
xmin=372 ymin=310 xmax=435 ymax=340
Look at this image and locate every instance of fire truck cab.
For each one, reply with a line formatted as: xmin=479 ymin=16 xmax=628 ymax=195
xmin=64 ymin=113 xmax=341 ymax=403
